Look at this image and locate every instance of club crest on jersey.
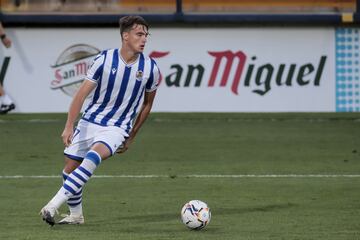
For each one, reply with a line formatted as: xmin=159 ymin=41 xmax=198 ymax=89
xmin=136 ymin=70 xmax=143 ymax=80
xmin=112 ymin=68 xmax=117 ymax=75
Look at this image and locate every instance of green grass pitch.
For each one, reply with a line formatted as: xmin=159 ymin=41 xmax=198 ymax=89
xmin=0 ymin=113 xmax=359 ymax=240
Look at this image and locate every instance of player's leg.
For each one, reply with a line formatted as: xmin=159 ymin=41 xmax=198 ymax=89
xmin=60 ymin=142 xmax=112 ymax=202
xmin=40 ymin=147 xmax=109 ymax=226
xmin=40 ymin=160 xmax=84 ymax=226
xmin=58 ymin=147 xmax=112 ymax=225
xmin=0 ymin=84 xmax=4 ymax=97
xmin=40 ymin=121 xmax=126 ymax=226
xmin=40 ymin=119 xmax=93 ymax=226
xmin=54 ymin=127 xmax=125 ymax=212
xmin=58 ymin=157 xmax=85 ymax=224
xmin=63 ymin=158 xmax=82 ymax=213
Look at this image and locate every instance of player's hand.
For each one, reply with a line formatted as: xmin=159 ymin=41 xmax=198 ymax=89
xmin=61 ymin=127 xmax=73 ymax=147
xmin=116 ymin=141 xmax=129 ymax=154
xmin=116 ymin=137 xmax=133 ymax=154
xmin=2 ymin=37 xmax=11 ymax=48
xmin=116 ymin=144 xmax=128 ymax=154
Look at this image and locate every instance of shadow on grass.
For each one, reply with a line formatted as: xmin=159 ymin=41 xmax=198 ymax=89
xmin=216 ymin=202 xmax=298 ymax=214
xmin=47 ymin=203 xmax=297 ymax=236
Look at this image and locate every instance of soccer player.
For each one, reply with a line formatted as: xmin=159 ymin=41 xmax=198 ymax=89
xmin=0 ymin=21 xmax=15 ymax=114
xmin=40 ymin=15 xmax=160 ymax=226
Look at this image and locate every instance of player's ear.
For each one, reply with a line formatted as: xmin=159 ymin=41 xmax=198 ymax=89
xmin=123 ymin=32 xmax=129 ymax=41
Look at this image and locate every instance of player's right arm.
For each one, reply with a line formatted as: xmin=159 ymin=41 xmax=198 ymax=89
xmin=62 ymin=52 xmax=105 ymax=147
xmin=61 ymin=80 xmax=96 ymax=147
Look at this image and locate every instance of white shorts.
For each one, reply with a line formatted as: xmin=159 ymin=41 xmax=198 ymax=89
xmin=64 ymin=119 xmax=128 ymax=161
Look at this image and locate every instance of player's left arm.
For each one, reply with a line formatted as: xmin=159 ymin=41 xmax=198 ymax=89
xmin=117 ymin=89 xmax=157 ymax=153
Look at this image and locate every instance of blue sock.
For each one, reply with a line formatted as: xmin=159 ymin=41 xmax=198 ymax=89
xmin=62 ymin=150 xmax=101 ymax=197
xmin=49 ymin=151 xmax=102 ymax=210
xmin=62 ymin=170 xmax=83 ymax=215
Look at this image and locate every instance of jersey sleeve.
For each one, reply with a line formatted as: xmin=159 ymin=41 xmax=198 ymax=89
xmin=85 ymin=52 xmax=105 ymax=83
xmin=145 ymin=59 xmax=160 ymax=92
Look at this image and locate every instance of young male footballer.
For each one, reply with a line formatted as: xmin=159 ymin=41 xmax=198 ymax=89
xmin=40 ymin=15 xmax=160 ymax=226
xmin=0 ymin=21 xmax=16 ymax=114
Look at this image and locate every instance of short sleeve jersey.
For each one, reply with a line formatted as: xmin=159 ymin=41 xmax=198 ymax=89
xmin=81 ymin=48 xmax=160 ymax=133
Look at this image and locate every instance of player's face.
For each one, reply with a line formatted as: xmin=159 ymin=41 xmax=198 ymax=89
xmin=126 ymin=24 xmax=149 ymax=53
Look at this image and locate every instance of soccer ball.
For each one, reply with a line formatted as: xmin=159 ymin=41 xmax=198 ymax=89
xmin=181 ymin=200 xmax=211 ymax=230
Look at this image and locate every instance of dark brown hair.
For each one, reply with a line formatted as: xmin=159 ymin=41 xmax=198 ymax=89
xmin=119 ymin=15 xmax=149 ymax=39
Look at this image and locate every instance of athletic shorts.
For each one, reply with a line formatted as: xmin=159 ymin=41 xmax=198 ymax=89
xmin=64 ymin=119 xmax=128 ymax=161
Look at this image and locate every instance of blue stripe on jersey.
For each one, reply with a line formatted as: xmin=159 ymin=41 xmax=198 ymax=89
xmin=114 ymin=80 xmax=142 ymax=127
xmin=84 ymin=51 xmax=106 ymax=114
xmin=146 ymin=59 xmax=155 ymax=90
xmin=114 ymin=54 xmax=145 ymax=127
xmin=126 ymin=87 xmax=145 ymax=133
xmin=100 ymin=66 xmax=131 ymax=125
xmin=88 ymin=49 xmax=119 ymax=122
xmin=93 ymin=51 xmax=104 ymax=62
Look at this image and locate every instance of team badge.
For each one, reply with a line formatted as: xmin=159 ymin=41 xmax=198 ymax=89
xmin=136 ymin=70 xmax=143 ymax=80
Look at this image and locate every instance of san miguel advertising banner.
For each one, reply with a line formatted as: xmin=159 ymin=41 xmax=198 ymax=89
xmin=0 ymin=27 xmax=355 ymax=112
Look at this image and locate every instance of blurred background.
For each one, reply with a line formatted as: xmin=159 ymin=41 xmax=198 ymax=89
xmin=0 ymin=2 xmax=359 ymax=240
xmin=0 ymin=0 xmax=356 ymax=15
xmin=0 ymin=0 xmax=359 ymax=113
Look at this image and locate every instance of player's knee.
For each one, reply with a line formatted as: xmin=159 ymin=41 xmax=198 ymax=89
xmin=91 ymin=142 xmax=112 ymax=159
xmin=85 ymin=150 xmax=102 ymax=166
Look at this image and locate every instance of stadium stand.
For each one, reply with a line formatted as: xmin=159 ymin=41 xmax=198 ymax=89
xmin=0 ymin=0 xmax=358 ymax=25
xmin=0 ymin=0 xmax=355 ymax=14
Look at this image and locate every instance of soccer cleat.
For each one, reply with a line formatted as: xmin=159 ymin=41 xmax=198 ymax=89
xmin=39 ymin=205 xmax=58 ymax=226
xmin=0 ymin=103 xmax=15 ymax=114
xmin=58 ymin=214 xmax=85 ymax=225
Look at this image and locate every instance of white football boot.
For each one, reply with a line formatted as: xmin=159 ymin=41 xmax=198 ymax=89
xmin=39 ymin=204 xmax=58 ymax=226
xmin=58 ymin=214 xmax=85 ymax=225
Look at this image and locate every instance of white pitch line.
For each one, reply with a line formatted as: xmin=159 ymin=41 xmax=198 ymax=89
xmin=186 ymin=174 xmax=360 ymax=178
xmin=0 ymin=119 xmax=61 ymax=123
xmin=0 ymin=174 xmax=360 ymax=179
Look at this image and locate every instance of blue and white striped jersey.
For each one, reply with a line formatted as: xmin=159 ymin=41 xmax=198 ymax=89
xmin=81 ymin=48 xmax=160 ymax=133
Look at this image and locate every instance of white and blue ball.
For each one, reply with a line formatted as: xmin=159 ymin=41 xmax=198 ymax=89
xmin=181 ymin=200 xmax=211 ymax=230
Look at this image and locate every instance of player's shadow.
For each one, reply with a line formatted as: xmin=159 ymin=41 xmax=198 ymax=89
xmin=88 ymin=213 xmax=222 ymax=233
xmin=217 ymin=202 xmax=298 ymax=215
xmin=82 ymin=203 xmax=296 ymax=234
xmin=116 ymin=212 xmax=178 ymax=223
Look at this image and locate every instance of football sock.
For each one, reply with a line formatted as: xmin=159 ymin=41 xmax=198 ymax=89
xmin=48 ymin=150 xmax=102 ymax=210
xmin=62 ymin=170 xmax=83 ymax=216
